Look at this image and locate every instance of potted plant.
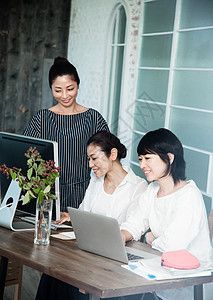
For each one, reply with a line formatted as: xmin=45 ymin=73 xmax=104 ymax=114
xmin=0 ymin=146 xmax=60 ymax=244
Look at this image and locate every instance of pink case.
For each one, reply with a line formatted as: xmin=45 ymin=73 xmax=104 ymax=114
xmin=161 ymin=249 xmax=200 ymax=269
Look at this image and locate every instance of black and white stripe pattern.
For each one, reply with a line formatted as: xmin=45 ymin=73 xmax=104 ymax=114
xmin=23 ymin=108 xmax=109 ymax=211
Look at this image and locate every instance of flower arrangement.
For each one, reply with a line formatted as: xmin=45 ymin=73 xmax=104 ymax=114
xmin=0 ymin=146 xmax=60 ymax=205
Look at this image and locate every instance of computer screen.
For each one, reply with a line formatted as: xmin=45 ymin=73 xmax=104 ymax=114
xmin=0 ymin=132 xmax=60 ymax=220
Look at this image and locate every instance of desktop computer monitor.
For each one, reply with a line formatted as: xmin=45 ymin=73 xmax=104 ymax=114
xmin=0 ymin=132 xmax=60 ymax=221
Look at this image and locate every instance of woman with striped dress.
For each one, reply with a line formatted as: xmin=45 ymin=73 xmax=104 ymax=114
xmin=23 ymin=57 xmax=109 ymax=214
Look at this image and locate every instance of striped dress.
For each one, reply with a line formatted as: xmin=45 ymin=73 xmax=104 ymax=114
xmin=23 ymin=108 xmax=109 ymax=211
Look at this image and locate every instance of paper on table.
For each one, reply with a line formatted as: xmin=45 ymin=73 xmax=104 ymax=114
xmin=51 ymin=231 xmax=76 ymax=240
xmin=60 ymin=231 xmax=76 ymax=239
xmin=122 ymin=256 xmax=213 ymax=281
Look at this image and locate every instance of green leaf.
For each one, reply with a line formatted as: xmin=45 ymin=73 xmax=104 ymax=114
xmin=43 ymin=179 xmax=49 ymax=185
xmin=22 ymin=191 xmax=30 ymax=205
xmin=11 ymin=172 xmax=17 ymax=181
xmin=43 ymin=185 xmax=51 ymax=194
xmin=26 ymin=182 xmax=33 ymax=189
xmin=27 ymin=158 xmax=33 ymax=166
xmin=28 ymin=190 xmax=36 ymax=198
xmin=49 ymin=194 xmax=57 ymax=200
xmin=9 ymin=169 xmax=14 ymax=179
xmin=33 ymin=186 xmax=41 ymax=194
xmin=27 ymin=168 xmax=33 ymax=180
xmin=37 ymin=166 xmax=45 ymax=175
xmin=38 ymin=191 xmax=44 ymax=204
xmin=37 ymin=158 xmax=44 ymax=162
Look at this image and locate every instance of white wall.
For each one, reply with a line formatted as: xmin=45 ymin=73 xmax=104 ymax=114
xmin=68 ymin=0 xmax=119 ymax=114
xmin=67 ymin=0 xmax=142 ymax=158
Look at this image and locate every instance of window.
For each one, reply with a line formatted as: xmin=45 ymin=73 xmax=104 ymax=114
xmin=130 ymin=0 xmax=213 ymax=214
xmin=107 ymin=4 xmax=127 ymax=136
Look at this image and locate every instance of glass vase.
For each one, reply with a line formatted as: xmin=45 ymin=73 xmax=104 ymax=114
xmin=34 ymin=199 xmax=53 ymax=245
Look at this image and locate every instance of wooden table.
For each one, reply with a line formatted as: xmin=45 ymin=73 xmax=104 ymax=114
xmin=0 ymin=227 xmax=212 ymax=299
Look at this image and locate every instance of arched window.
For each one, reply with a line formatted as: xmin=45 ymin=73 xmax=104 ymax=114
xmin=107 ymin=4 xmax=127 ymax=135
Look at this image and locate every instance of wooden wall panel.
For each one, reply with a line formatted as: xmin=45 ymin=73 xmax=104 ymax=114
xmin=0 ymin=0 xmax=71 ymax=134
xmin=0 ymin=1 xmax=9 ymax=130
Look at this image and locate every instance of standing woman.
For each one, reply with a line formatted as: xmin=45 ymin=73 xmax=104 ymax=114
xmin=23 ymin=57 xmax=109 ymax=212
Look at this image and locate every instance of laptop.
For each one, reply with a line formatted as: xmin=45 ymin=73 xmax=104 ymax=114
xmin=68 ymin=207 xmax=158 ymax=264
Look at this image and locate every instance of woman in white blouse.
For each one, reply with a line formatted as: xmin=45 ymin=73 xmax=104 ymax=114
xmin=37 ymin=131 xmax=148 ymax=300
xmin=120 ymin=128 xmax=212 ymax=300
xmin=56 ymin=131 xmax=148 ymax=225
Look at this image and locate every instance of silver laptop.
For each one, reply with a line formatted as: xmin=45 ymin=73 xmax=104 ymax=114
xmin=68 ymin=207 xmax=158 ymax=264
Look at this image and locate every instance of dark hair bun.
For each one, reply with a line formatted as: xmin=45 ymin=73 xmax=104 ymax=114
xmin=87 ymin=131 xmax=127 ymax=160
xmin=54 ymin=57 xmax=68 ymax=64
xmin=118 ymin=143 xmax=127 ymax=159
xmin=49 ymin=56 xmax=80 ymax=87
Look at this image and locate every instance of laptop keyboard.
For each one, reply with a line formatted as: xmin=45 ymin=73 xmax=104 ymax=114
xmin=127 ymin=252 xmax=144 ymax=261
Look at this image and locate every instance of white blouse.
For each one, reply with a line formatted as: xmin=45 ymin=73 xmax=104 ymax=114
xmin=79 ymin=166 xmax=148 ymax=224
xmin=121 ymin=180 xmax=213 ymax=266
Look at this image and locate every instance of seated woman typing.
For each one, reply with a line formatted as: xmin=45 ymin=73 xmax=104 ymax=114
xmin=56 ymin=131 xmax=148 ymax=225
xmin=36 ymin=131 xmax=148 ymax=300
xmin=119 ymin=128 xmax=213 ymax=300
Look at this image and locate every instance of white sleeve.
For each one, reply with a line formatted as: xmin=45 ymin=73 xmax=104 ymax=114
xmin=152 ymin=187 xmax=205 ymax=252
xmin=125 ymin=178 xmax=148 ymax=219
xmin=120 ymin=184 xmax=152 ymax=240
xmin=78 ymin=175 xmax=97 ymax=211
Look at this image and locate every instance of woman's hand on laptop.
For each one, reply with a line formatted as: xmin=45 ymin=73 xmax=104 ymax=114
xmin=54 ymin=212 xmax=70 ymax=225
xmin=121 ymin=229 xmax=133 ymax=245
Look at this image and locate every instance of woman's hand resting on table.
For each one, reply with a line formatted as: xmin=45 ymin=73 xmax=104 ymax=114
xmin=54 ymin=212 xmax=70 ymax=225
xmin=145 ymin=231 xmax=156 ymax=245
